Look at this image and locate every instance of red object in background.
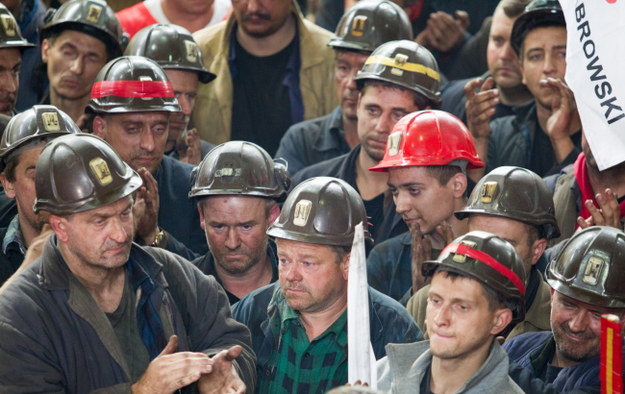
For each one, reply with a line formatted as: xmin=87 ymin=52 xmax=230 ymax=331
xmin=601 ymin=314 xmax=623 ymax=394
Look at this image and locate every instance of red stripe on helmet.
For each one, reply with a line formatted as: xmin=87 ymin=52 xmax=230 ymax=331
xmin=90 ymin=80 xmax=175 ymax=99
xmin=441 ymin=242 xmax=526 ymax=296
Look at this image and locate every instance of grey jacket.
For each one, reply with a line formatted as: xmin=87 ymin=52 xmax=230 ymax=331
xmin=377 ymin=340 xmax=524 ymax=393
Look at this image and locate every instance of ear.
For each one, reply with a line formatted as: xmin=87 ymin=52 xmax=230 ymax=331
xmin=197 ymin=202 xmax=206 ymax=231
xmin=48 ymin=215 xmax=69 ymax=242
xmin=490 ymin=308 xmax=513 ymax=336
xmin=268 ymin=203 xmax=280 ymax=224
xmin=41 ymin=39 xmax=50 ymax=63
xmin=449 ymin=173 xmax=468 ymax=199
xmin=0 ymin=174 xmax=15 ymax=199
xmin=340 ymin=252 xmax=351 ymax=280
xmin=92 ymin=115 xmax=107 ymax=138
xmin=529 ymin=238 xmax=548 ymax=266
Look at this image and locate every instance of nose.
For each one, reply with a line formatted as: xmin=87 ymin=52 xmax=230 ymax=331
xmin=177 ymin=94 xmax=193 ymax=116
xmin=280 ymin=261 xmax=302 ymax=282
xmin=432 ymin=303 xmax=451 ymax=327
xmin=69 ymin=56 xmax=84 ymax=75
xmin=543 ymin=53 xmax=557 ymax=75
xmin=224 ymin=228 xmax=241 ymax=250
xmin=346 ymin=69 xmax=358 ymax=91
xmin=0 ymin=71 xmax=18 ymax=93
xmin=568 ymin=309 xmax=591 ymax=333
xmin=245 ymin=0 xmax=261 ymax=13
xmin=394 ymin=190 xmax=411 ymax=215
xmin=139 ymin=129 xmax=156 ymax=152
xmin=375 ymin=113 xmax=394 ymax=135
xmin=109 ymin=217 xmax=129 ymax=243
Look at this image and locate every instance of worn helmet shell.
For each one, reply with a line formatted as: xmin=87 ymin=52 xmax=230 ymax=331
xmin=40 ymin=0 xmax=126 ymax=58
xmin=86 ymin=56 xmax=181 ymax=114
xmin=547 ymin=226 xmax=625 ymax=309
xmin=189 ymin=141 xmax=289 ymax=201
xmin=0 ymin=105 xmax=82 ymax=172
xmin=423 ymin=230 xmax=527 ymax=323
xmin=456 ymin=166 xmax=560 ymax=239
xmin=355 ymin=39 xmax=441 ymax=105
xmin=328 ymin=0 xmax=413 ymax=53
xmin=510 ymin=0 xmax=565 ymax=55
xmin=267 ymin=177 xmax=371 ymax=247
xmin=370 ymin=110 xmax=484 ymax=172
xmin=0 ymin=3 xmax=34 ymax=49
xmin=124 ymin=24 xmax=215 ymax=84
xmin=34 ymin=134 xmax=142 ymax=215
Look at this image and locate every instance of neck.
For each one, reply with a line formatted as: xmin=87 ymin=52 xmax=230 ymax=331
xmin=427 ymin=198 xmax=468 ymax=250
xmin=59 ymin=242 xmax=126 ymax=313
xmin=430 ymin=339 xmax=493 ymax=394
xmin=214 ymin=256 xmax=273 ymax=300
xmin=49 ymin=91 xmax=89 ymax=124
xmin=498 ymin=84 xmax=533 ymax=107
xmin=587 ymin=161 xmax=625 ymax=199
xmin=16 ymin=216 xmax=40 ymax=250
xmin=355 ymin=149 xmax=388 ymax=200
xmin=161 ymin=0 xmax=214 ymax=33
xmin=299 ymin=293 xmax=347 ymax=341
xmin=342 ymin=114 xmax=359 ymax=149
xmin=236 ymin=14 xmax=296 ymax=57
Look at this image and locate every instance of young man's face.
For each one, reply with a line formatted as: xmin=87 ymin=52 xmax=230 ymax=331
xmin=199 ymin=195 xmax=277 ymax=275
xmin=93 ymin=112 xmax=170 ymax=174
xmin=232 ymin=0 xmax=293 ymax=38
xmin=42 ymin=30 xmax=107 ymax=102
xmin=426 ymin=271 xmax=510 ymax=361
xmin=357 ymin=84 xmax=420 ymax=162
xmin=486 ymin=6 xmax=523 ymax=90
xmin=277 ymin=238 xmax=348 ymax=315
xmin=388 ymin=166 xmax=463 ymax=234
xmin=550 ymin=290 xmax=624 ymax=368
xmin=334 ymin=50 xmax=368 ymax=121
xmin=0 ymin=48 xmax=21 ymax=115
xmin=520 ymin=26 xmax=567 ymax=110
xmin=0 ymin=145 xmax=45 ymax=234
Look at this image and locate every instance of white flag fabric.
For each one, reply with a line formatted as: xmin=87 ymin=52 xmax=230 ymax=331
xmin=561 ymin=0 xmax=625 ymax=170
xmin=347 ymin=222 xmax=377 ymax=388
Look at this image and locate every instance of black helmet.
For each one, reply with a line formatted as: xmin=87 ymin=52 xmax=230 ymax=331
xmin=124 ymin=24 xmax=215 ymax=84
xmin=0 ymin=105 xmax=82 ymax=172
xmin=547 ymin=226 xmax=625 ymax=309
xmin=87 ymin=56 xmax=181 ymax=114
xmin=34 ymin=134 xmax=142 ymax=215
xmin=0 ymin=3 xmax=34 ymax=49
xmin=423 ymin=230 xmax=527 ymax=323
xmin=189 ymin=141 xmax=289 ymax=201
xmin=40 ymin=0 xmax=126 ymax=58
xmin=355 ymin=39 xmax=441 ymax=105
xmin=267 ymin=177 xmax=371 ymax=247
xmin=328 ymin=0 xmax=413 ymax=53
xmin=456 ymin=166 xmax=560 ymax=239
xmin=510 ymin=0 xmax=565 ymax=55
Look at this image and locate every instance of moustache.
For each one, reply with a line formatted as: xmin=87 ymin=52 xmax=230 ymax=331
xmin=560 ymin=323 xmax=595 ymax=340
xmin=243 ymin=12 xmax=271 ymax=21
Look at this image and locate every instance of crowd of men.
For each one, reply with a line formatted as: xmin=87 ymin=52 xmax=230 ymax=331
xmin=0 ymin=0 xmax=623 ymax=392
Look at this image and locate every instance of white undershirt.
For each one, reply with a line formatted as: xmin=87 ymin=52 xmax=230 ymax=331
xmin=144 ymin=0 xmax=231 ymax=27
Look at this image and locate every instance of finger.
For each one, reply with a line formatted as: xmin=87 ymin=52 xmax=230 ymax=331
xmin=464 ymin=78 xmax=483 ymax=99
xmin=455 ymin=10 xmax=470 ymax=30
xmin=585 ymin=199 xmax=605 ymax=225
xmin=481 ymin=76 xmax=495 ymax=92
xmin=223 ymin=345 xmax=243 ymax=362
xmin=577 ymin=215 xmax=591 ymax=229
xmin=160 ymin=335 xmax=179 ymax=356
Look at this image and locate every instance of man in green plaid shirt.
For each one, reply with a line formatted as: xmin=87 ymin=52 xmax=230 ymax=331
xmin=233 ymin=177 xmax=421 ymax=393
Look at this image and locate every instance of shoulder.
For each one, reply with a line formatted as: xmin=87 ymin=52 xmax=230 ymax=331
xmin=369 ymin=287 xmax=418 ymax=330
xmin=300 ymin=17 xmax=334 ymax=43
xmin=193 ymin=19 xmax=230 ymax=48
xmin=291 ymin=152 xmax=350 ymax=185
xmin=503 ymin=331 xmax=552 ymax=359
xmin=232 ymin=282 xmax=279 ymax=324
xmin=116 ymin=2 xmax=147 ymax=19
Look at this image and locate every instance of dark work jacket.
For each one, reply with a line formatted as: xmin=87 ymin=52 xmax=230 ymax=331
xmin=154 ymin=155 xmax=207 ymax=259
xmin=231 ymin=282 xmax=422 ymax=390
xmin=275 ymin=107 xmax=350 ymax=176
xmin=291 ymin=145 xmax=407 ymax=245
xmin=0 ymin=189 xmax=17 ymax=229
xmin=488 ymin=103 xmax=582 ymax=177
xmin=504 ymin=331 xmax=614 ymax=393
xmin=0 ymin=226 xmax=24 ymax=285
xmin=192 ymin=240 xmax=279 ymax=305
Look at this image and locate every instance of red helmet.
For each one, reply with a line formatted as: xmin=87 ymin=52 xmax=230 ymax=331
xmin=370 ymin=110 xmax=484 ymax=172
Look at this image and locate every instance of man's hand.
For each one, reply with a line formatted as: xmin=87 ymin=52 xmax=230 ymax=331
xmin=132 ymin=336 xmax=213 ymax=394
xmin=198 ymin=346 xmax=246 ymax=394
xmin=543 ymin=78 xmax=581 ymax=163
xmin=133 ymin=167 xmax=160 ymax=245
xmin=465 ymin=77 xmax=498 ymax=141
xmin=177 ymin=128 xmax=202 ymax=165
xmin=416 ymin=11 xmax=469 ymax=53
xmin=577 ymin=188 xmax=622 ymax=230
xmin=410 ymin=222 xmax=432 ymax=294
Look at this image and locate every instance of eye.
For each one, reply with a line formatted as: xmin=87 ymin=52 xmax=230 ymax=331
xmin=392 ymin=111 xmax=407 ymax=122
xmin=153 ymin=126 xmax=167 ymax=135
xmin=366 ymin=107 xmax=381 ymax=116
xmin=389 ymin=187 xmax=398 ymax=196
xmin=409 ymin=187 xmax=421 ymax=196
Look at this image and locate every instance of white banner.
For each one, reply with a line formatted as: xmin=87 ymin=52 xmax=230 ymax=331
xmin=561 ymin=0 xmax=625 ymax=170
